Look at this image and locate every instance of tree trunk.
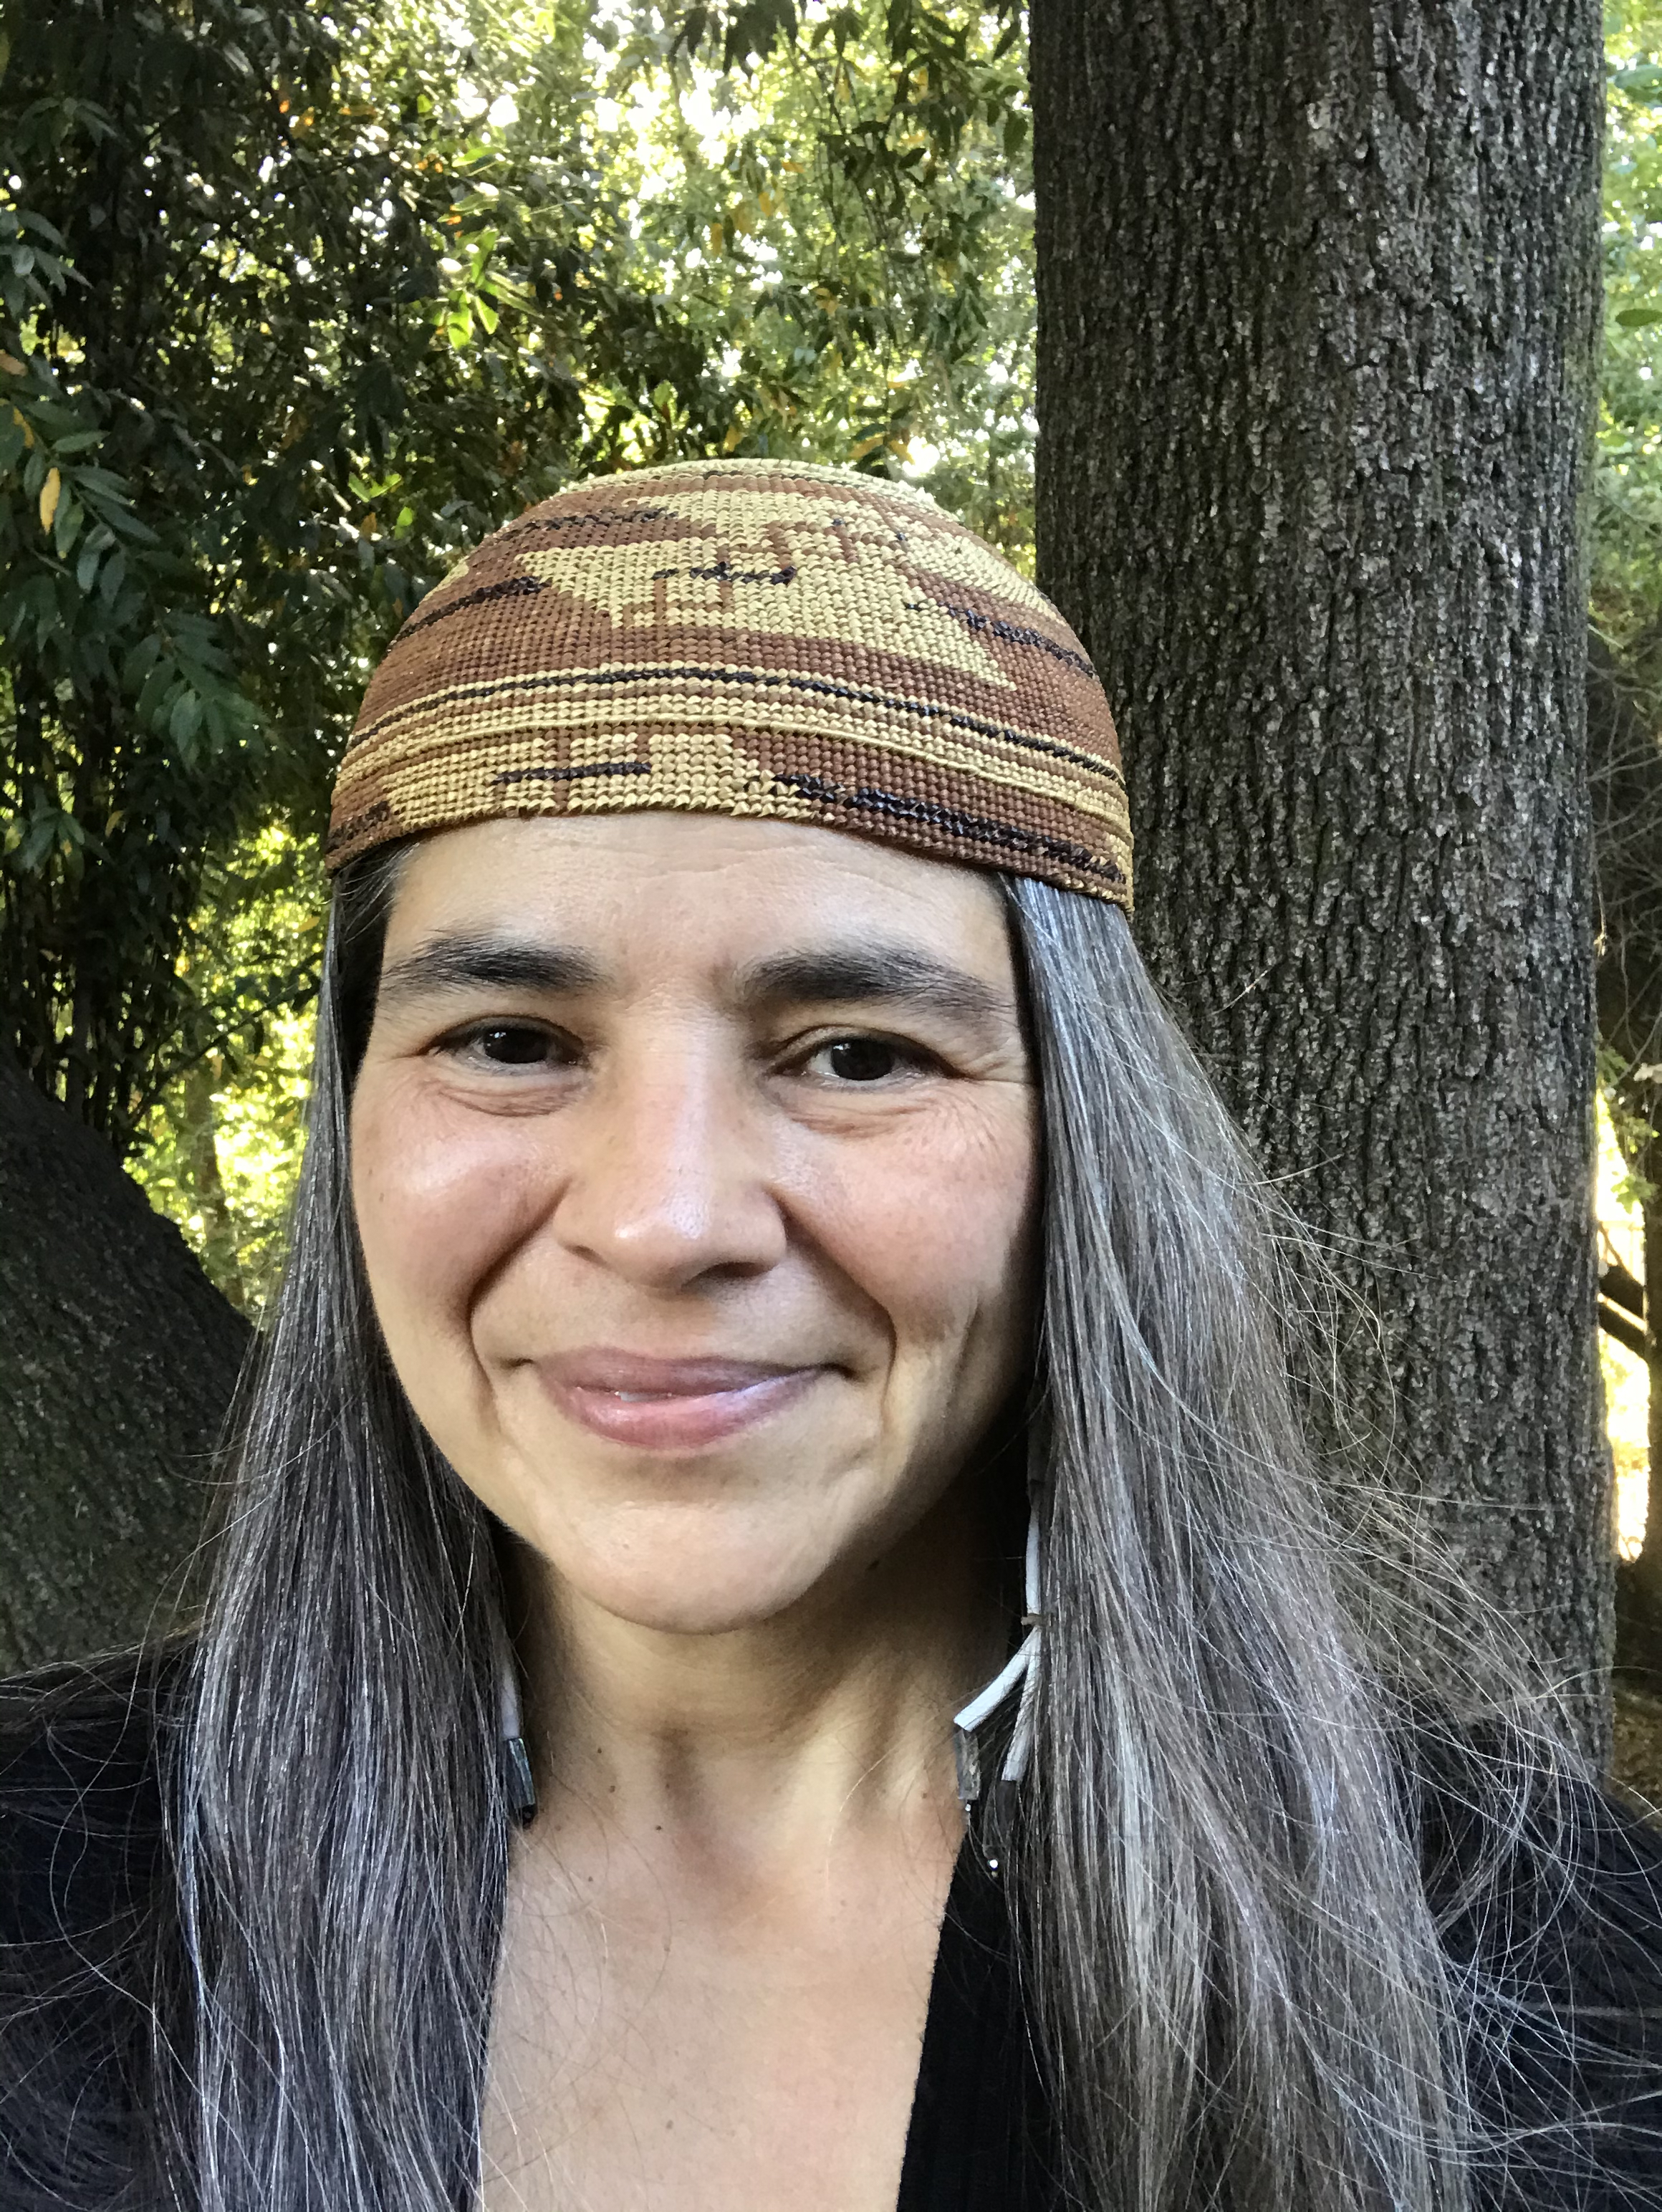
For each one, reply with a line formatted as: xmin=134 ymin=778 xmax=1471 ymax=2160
xmin=183 ymin=1057 xmax=247 ymax=1311
xmin=1628 ymin=1201 xmax=1662 ymax=1627
xmin=0 ymin=1048 xmax=249 ymax=1675
xmin=1032 ymin=1 xmax=1609 ymax=1741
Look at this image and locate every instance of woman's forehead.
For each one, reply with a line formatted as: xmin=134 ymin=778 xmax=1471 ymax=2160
xmin=376 ymin=814 xmax=1023 ymax=1009
xmin=390 ymin=812 xmax=1010 ymax=929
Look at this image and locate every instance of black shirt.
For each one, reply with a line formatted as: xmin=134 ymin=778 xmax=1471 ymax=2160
xmin=4 ymin=1671 xmax=1662 ymax=2211
xmin=899 ymin=1840 xmax=1057 ymax=2211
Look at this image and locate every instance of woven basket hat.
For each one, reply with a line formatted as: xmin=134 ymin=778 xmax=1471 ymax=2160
xmin=327 ymin=458 xmax=1132 ymax=908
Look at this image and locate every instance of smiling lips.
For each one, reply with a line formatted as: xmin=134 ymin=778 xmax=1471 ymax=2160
xmin=539 ymin=1350 xmax=828 ymax=1451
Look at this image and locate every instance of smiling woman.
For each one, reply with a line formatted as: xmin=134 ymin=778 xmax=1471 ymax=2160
xmin=355 ymin=817 xmax=1037 ymax=1643
xmin=4 ymin=463 xmax=1661 ymax=2212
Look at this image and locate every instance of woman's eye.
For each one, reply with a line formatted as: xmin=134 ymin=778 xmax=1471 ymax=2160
xmin=448 ymin=1023 xmax=564 ymax=1067
xmin=810 ymin=1037 xmax=921 ymax=1083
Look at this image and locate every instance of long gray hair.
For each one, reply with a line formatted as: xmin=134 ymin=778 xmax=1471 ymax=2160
xmin=163 ymin=850 xmax=1571 ymax=2211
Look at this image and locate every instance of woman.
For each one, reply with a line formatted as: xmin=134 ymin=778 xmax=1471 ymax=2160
xmin=3 ymin=459 xmax=1660 ymax=2212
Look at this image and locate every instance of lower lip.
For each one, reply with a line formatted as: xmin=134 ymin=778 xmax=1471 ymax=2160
xmin=546 ymin=1369 xmax=825 ymax=1451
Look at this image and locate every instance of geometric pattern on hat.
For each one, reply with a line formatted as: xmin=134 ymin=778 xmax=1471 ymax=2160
xmin=327 ymin=456 xmax=1132 ymax=907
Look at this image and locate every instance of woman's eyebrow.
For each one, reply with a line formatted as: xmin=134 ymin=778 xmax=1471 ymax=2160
xmin=374 ymin=933 xmax=1010 ymax=1022
xmin=375 ymin=934 xmax=608 ymax=1006
xmin=733 ymin=944 xmax=1009 ymax=1021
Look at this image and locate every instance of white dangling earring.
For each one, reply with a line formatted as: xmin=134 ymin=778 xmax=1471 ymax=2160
xmin=952 ymin=1509 xmax=1043 ymax=1817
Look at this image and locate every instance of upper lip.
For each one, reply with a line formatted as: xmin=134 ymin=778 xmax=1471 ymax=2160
xmin=542 ymin=1349 xmax=822 ymax=1395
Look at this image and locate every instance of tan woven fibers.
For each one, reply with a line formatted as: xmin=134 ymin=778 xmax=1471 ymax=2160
xmin=328 ymin=458 xmax=1132 ymax=907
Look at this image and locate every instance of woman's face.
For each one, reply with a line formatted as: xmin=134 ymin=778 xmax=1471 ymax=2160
xmin=350 ymin=813 xmax=1038 ymax=1636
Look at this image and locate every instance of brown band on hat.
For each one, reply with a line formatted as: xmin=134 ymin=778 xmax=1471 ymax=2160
xmin=327 ymin=458 xmax=1133 ymax=908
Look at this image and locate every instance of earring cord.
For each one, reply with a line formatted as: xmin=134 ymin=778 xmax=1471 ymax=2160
xmin=496 ymin=1628 xmax=539 ymax=1828
xmin=952 ymin=1511 xmax=1042 ymax=1814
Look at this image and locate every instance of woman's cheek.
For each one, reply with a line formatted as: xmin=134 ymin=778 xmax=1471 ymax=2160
xmin=816 ymin=1104 xmax=1036 ymax=1350
xmin=353 ymin=1073 xmax=550 ymax=1361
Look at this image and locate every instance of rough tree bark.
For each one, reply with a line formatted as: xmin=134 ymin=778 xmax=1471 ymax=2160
xmin=1032 ymin=2 xmax=1609 ymax=1730
xmin=0 ymin=1049 xmax=248 ymax=1675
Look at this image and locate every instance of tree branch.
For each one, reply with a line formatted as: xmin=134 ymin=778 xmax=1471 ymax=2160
xmin=1601 ymin=1259 xmax=1647 ymax=1319
xmin=1599 ymin=1297 xmax=1651 ymax=1362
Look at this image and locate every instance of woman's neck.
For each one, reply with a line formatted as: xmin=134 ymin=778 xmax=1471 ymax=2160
xmin=507 ymin=1479 xmax=1005 ymax=1879
xmin=485 ymin=1481 xmax=1005 ymax=2212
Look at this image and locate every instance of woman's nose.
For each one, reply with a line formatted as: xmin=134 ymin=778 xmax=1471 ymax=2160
xmin=549 ymin=1036 xmax=789 ymax=1291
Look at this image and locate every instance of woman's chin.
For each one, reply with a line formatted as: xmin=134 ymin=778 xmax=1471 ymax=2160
xmin=525 ymin=1507 xmax=870 ymax=1640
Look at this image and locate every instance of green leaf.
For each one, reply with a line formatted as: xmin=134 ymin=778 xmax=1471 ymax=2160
xmin=168 ymin=688 xmax=205 ymax=751
xmin=54 ymin=488 xmax=85 ymax=557
xmin=16 ymin=817 xmax=57 ymax=872
xmin=135 ymin=663 xmax=173 ymax=726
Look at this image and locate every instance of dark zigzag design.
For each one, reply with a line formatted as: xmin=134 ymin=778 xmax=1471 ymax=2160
xmin=491 ymin=761 xmax=652 ymax=787
xmin=774 ymin=771 xmax=1125 ymax=886
xmin=396 ymin=572 xmax=547 ymax=640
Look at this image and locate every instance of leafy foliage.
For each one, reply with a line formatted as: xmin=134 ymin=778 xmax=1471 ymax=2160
xmin=1595 ymin=1 xmax=1662 ymax=1208
xmin=1601 ymin=1 xmax=1662 ymax=636
xmin=570 ymin=0 xmax=1034 ymax=542
xmin=134 ymin=825 xmax=324 ymax=1312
